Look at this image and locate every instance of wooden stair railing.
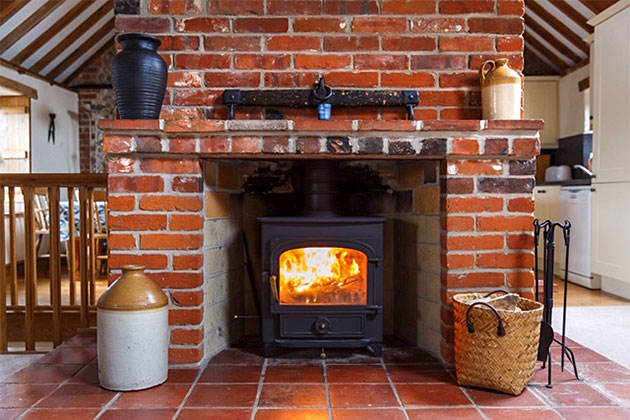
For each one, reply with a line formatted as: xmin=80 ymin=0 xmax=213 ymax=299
xmin=1 ymin=174 xmax=107 ymax=352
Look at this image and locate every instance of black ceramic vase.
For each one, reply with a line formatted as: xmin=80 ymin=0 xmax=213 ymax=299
xmin=111 ymin=33 xmax=167 ymax=119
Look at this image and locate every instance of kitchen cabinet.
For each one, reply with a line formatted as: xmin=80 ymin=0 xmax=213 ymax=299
xmin=524 ymin=76 xmax=560 ymax=148
xmin=591 ymin=3 xmax=630 ymax=183
xmin=589 ymin=0 xmax=630 ymax=299
xmin=591 ymin=183 xmax=630 ymax=298
xmin=534 ymin=185 xmax=563 ymax=267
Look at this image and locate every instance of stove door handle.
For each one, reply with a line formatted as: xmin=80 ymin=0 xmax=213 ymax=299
xmin=269 ymin=274 xmax=280 ymax=303
xmin=365 ymin=305 xmax=383 ymax=314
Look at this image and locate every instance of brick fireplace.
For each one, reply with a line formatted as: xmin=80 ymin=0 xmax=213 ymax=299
xmin=105 ymin=0 xmax=536 ymax=367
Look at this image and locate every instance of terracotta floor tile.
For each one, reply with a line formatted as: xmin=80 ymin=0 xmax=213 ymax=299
xmin=198 ymin=365 xmax=262 ymax=383
xmin=184 ymin=384 xmax=258 ymax=408
xmin=21 ymin=408 xmax=102 ymax=420
xmin=258 ymin=384 xmax=327 ymax=408
xmin=329 ymin=384 xmax=399 ymax=408
xmin=98 ymin=408 xmax=177 ymax=420
xmin=551 ymin=345 xmax=609 ymax=363
xmin=0 ymin=384 xmax=58 ymax=408
xmin=323 ymin=350 xmax=381 ymax=365
xmin=383 ymin=348 xmax=438 ymax=364
xmin=60 ymin=334 xmax=97 ymax=348
xmin=67 ymin=363 xmax=98 ymax=385
xmin=208 ymin=349 xmax=264 ymax=365
xmin=255 ymin=409 xmax=330 ymax=419
xmin=578 ymin=362 xmax=630 ymax=383
xmin=165 ymin=369 xmax=200 ymax=384
xmin=534 ymin=383 xmax=618 ymax=407
xmin=265 ymin=365 xmax=324 ymax=383
xmin=0 ymin=408 xmax=25 ymax=420
xmin=396 ymin=383 xmax=471 ymax=407
xmin=387 ymin=365 xmax=454 ymax=383
xmin=406 ymin=408 xmax=484 ymax=420
xmin=35 ymin=384 xmax=118 ymax=408
xmin=35 ymin=347 xmax=96 ymax=365
xmin=177 ymin=408 xmax=252 ymax=420
xmin=556 ymin=407 xmax=630 ymax=420
xmin=327 ymin=365 xmax=388 ymax=383
xmin=332 ymin=408 xmax=407 ymax=420
xmin=4 ymin=364 xmax=83 ymax=384
xmin=530 ymin=362 xmax=581 ymax=385
xmin=481 ymin=408 xmax=563 ymax=420
xmin=112 ymin=384 xmax=191 ymax=408
xmin=600 ymin=383 xmax=630 ymax=406
xmin=466 ymin=388 xmax=546 ymax=407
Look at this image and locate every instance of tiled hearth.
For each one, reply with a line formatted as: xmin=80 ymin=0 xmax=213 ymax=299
xmin=1 ymin=332 xmax=629 ymax=419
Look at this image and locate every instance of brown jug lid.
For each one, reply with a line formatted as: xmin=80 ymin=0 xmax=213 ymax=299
xmin=97 ymin=265 xmax=168 ymax=311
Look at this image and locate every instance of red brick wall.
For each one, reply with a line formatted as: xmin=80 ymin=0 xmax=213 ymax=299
xmin=114 ymin=0 xmax=525 ymax=121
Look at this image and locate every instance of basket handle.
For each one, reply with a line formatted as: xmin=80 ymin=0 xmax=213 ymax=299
xmin=466 ymin=302 xmax=506 ymax=337
xmin=483 ymin=289 xmax=508 ymax=298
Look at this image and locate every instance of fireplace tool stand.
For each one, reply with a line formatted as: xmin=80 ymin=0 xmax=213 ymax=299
xmin=534 ymin=219 xmax=580 ymax=388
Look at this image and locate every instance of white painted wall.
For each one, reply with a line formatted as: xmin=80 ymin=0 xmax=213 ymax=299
xmin=0 ymin=64 xmax=79 ymax=173
xmin=559 ymin=65 xmax=591 ymax=138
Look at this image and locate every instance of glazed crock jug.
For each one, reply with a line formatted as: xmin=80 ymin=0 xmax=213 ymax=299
xmin=479 ymin=58 xmax=521 ymax=120
xmin=97 ymin=265 xmax=169 ymax=391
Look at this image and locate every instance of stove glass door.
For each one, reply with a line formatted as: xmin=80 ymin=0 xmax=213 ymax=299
xmin=278 ymin=247 xmax=368 ymax=305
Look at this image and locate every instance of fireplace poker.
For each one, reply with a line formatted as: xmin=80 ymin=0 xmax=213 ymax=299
xmin=242 ymin=232 xmax=262 ymax=325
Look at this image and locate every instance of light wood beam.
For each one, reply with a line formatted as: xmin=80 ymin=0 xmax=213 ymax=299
xmin=549 ymin=0 xmax=592 ymax=33
xmin=30 ymin=1 xmax=113 ymax=74
xmin=12 ymin=1 xmax=93 ymax=65
xmin=0 ymin=74 xmax=38 ymax=99
xmin=0 ymin=0 xmax=63 ymax=54
xmin=525 ymin=13 xmax=582 ymax=64
xmin=46 ymin=18 xmax=114 ymax=81
xmin=0 ymin=0 xmax=30 ymax=26
xmin=527 ymin=1 xmax=589 ymax=54
xmin=0 ymin=57 xmax=72 ymax=92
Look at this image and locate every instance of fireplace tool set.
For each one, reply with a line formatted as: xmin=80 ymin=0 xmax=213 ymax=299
xmin=534 ymin=219 xmax=580 ymax=388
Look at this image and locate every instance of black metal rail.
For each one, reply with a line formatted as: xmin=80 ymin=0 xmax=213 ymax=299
xmin=222 ymin=77 xmax=420 ymax=120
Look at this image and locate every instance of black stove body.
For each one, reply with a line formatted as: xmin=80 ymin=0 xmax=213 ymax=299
xmin=258 ymin=161 xmax=385 ymax=357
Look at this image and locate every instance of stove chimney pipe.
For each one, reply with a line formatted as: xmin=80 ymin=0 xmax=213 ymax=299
xmin=302 ymin=161 xmax=341 ymax=217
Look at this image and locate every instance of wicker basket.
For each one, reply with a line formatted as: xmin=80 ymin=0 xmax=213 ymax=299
xmin=453 ymin=291 xmax=544 ymax=395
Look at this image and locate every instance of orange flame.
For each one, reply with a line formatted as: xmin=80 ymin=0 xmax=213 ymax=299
xmin=279 ymin=247 xmax=367 ymax=305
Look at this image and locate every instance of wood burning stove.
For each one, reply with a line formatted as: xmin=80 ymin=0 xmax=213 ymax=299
xmin=259 ymin=161 xmax=385 ymax=357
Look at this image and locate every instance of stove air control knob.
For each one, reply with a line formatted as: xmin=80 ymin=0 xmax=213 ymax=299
xmin=314 ymin=317 xmax=330 ymax=334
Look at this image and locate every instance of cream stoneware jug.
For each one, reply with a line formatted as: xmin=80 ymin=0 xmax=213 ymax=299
xmin=479 ymin=58 xmax=522 ymax=120
xmin=97 ymin=265 xmax=169 ymax=391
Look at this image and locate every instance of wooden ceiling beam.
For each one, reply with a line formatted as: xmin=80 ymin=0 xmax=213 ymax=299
xmin=46 ymin=18 xmax=114 ymax=81
xmin=62 ymin=39 xmax=114 ymax=85
xmin=30 ymin=1 xmax=113 ymax=74
xmin=0 ymin=0 xmax=31 ymax=26
xmin=527 ymin=1 xmax=589 ymax=54
xmin=525 ymin=12 xmax=582 ymax=64
xmin=579 ymin=0 xmax=617 ymax=14
xmin=549 ymin=0 xmax=592 ymax=33
xmin=0 ymin=57 xmax=74 ymax=92
xmin=0 ymin=74 xmax=38 ymax=99
xmin=0 ymin=0 xmax=63 ymax=54
xmin=12 ymin=1 xmax=93 ymax=65
xmin=524 ymin=32 xmax=569 ymax=72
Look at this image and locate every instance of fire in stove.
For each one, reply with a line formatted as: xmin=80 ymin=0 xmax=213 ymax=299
xmin=279 ymin=247 xmax=368 ymax=305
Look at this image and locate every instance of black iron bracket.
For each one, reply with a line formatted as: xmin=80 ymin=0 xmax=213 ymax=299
xmin=222 ymin=79 xmax=420 ymax=120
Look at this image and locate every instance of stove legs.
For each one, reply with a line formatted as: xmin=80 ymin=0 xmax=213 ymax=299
xmin=367 ymin=342 xmax=382 ymax=357
xmin=264 ymin=342 xmax=276 ymax=358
